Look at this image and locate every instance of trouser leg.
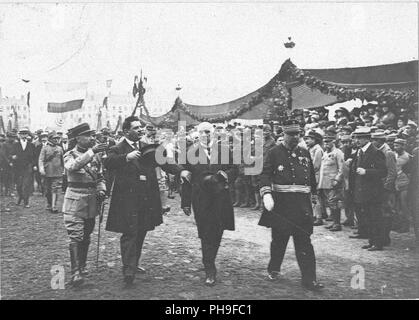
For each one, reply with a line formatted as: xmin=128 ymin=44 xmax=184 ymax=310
xmin=268 ymin=228 xmax=290 ymax=273
xmin=369 ymin=203 xmax=384 ymax=248
xmin=16 ymin=174 xmax=23 ymax=202
xmin=45 ymin=178 xmax=52 ymax=207
xmin=22 ymin=170 xmax=33 ymax=205
xmin=201 ymin=230 xmax=223 ymax=276
xmin=293 ymin=230 xmax=316 ymax=283
xmin=120 ymin=229 xmax=147 ymax=277
xmin=135 ymin=230 xmax=147 ymax=268
xmin=354 ymin=203 xmax=368 ymax=237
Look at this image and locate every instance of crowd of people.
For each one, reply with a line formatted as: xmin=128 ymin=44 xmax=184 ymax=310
xmin=0 ymin=102 xmax=418 ymax=288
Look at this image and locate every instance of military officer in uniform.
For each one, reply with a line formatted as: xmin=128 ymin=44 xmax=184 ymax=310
xmin=62 ymin=123 xmax=108 ymax=286
xmin=259 ymin=119 xmax=324 ymax=291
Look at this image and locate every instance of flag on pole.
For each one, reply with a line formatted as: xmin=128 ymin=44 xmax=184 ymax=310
xmin=45 ymin=82 xmax=88 ymax=113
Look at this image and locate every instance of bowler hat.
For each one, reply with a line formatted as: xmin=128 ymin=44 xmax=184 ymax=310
xmin=68 ymin=123 xmax=95 ymax=138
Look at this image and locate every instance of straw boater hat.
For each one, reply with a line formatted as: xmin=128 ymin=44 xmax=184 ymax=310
xmin=371 ymin=130 xmax=386 ymax=140
xmin=18 ymin=127 xmax=30 ymax=134
xmin=352 ymin=127 xmax=371 ymax=138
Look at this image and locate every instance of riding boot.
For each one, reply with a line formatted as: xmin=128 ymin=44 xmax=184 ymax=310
xmin=78 ymin=241 xmax=90 ymax=276
xmin=252 ymin=193 xmax=261 ymax=210
xmin=69 ymin=243 xmax=84 ymax=286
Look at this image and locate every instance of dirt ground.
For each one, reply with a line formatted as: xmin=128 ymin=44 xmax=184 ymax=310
xmin=1 ymin=192 xmax=418 ymax=300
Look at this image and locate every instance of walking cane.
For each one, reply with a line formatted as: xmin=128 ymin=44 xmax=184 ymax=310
xmin=96 ymin=199 xmax=106 ymax=269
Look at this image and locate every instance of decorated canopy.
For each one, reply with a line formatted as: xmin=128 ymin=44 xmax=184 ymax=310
xmin=142 ymin=59 xmax=418 ymax=127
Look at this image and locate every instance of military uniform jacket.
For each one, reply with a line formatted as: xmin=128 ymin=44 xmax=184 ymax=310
xmin=180 ymin=141 xmax=237 ymax=239
xmin=104 ymin=139 xmax=183 ymax=234
xmin=259 ymin=143 xmax=317 ymax=235
xmin=62 ymin=147 xmax=106 ymax=219
xmin=318 ymin=147 xmax=345 ymax=190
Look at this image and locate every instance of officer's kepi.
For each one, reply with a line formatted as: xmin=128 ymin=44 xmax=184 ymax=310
xmin=282 ymin=120 xmax=300 ymax=134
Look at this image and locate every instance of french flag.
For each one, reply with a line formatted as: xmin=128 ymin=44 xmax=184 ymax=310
xmin=45 ymin=82 xmax=88 ymax=113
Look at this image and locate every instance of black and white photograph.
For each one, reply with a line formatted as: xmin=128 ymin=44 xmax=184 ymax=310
xmin=0 ymin=0 xmax=418 ymax=303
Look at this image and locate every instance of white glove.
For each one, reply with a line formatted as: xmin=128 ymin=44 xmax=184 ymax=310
xmin=263 ymin=193 xmax=275 ymax=211
xmin=356 ymin=168 xmax=366 ymax=175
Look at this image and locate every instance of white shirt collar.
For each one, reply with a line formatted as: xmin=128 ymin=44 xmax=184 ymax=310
xmin=361 ymin=142 xmax=371 ymax=153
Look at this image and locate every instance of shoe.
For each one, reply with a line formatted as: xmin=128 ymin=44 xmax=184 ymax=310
xmin=267 ymin=271 xmax=281 ymax=281
xmin=361 ymin=244 xmax=373 ymax=249
xmin=350 ymin=225 xmax=358 ymax=230
xmin=80 ymin=267 xmax=89 ymax=276
xmin=123 ymin=275 xmax=135 ymax=285
xmin=204 ymin=275 xmax=216 ymax=286
xmin=342 ymin=219 xmax=354 ymax=226
xmin=51 ymin=209 xmax=59 ymax=214
xmin=71 ymin=270 xmax=84 ymax=287
xmin=324 ymin=224 xmax=335 ymax=229
xmin=367 ymin=246 xmax=383 ymax=251
xmin=24 ymin=204 xmax=30 ymax=208
xmin=168 ymin=195 xmax=175 ymax=199
xmin=232 ymin=202 xmax=241 ymax=207
xmin=239 ymin=202 xmax=250 ymax=208
xmin=302 ymin=280 xmax=324 ymax=291
xmin=325 ymin=217 xmax=334 ymax=222
xmin=313 ymin=219 xmax=323 ymax=226
xmin=136 ymin=266 xmax=146 ymax=274
xmin=330 ymin=225 xmax=342 ymax=232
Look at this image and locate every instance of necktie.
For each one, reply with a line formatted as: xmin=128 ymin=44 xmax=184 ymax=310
xmin=357 ymin=149 xmax=364 ymax=167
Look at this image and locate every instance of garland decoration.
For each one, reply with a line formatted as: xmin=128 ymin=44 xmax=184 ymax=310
xmin=156 ymin=59 xmax=417 ymax=126
xmin=279 ymin=59 xmax=417 ymax=109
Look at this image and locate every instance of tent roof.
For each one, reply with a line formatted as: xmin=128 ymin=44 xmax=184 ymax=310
xmin=145 ymin=59 xmax=418 ymax=126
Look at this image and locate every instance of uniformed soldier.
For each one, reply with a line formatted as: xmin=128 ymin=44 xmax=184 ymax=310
xmin=259 ymin=119 xmax=324 ymax=291
xmin=62 ymin=123 xmax=108 ymax=286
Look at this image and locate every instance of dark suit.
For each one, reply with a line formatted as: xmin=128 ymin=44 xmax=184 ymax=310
xmin=259 ymin=143 xmax=318 ymax=283
xmin=349 ymin=143 xmax=387 ymax=247
xmin=180 ymin=141 xmax=237 ymax=276
xmin=104 ymin=139 xmax=183 ymax=278
xmin=12 ymin=140 xmax=37 ymax=205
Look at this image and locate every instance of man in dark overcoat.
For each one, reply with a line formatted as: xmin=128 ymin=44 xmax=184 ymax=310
xmin=180 ymin=122 xmax=237 ymax=286
xmin=104 ymin=116 xmax=190 ymax=285
xmin=348 ymin=127 xmax=387 ymax=251
xmin=259 ymin=119 xmax=324 ymax=291
xmin=11 ymin=127 xmax=37 ymax=207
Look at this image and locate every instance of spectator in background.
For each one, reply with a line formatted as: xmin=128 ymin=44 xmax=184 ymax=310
xmin=38 ymin=131 xmax=64 ymax=213
xmin=318 ymin=132 xmax=345 ymax=231
xmin=304 ymin=130 xmax=325 ymax=226
xmin=393 ymin=138 xmax=411 ymax=233
xmin=371 ymin=131 xmax=397 ymax=246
